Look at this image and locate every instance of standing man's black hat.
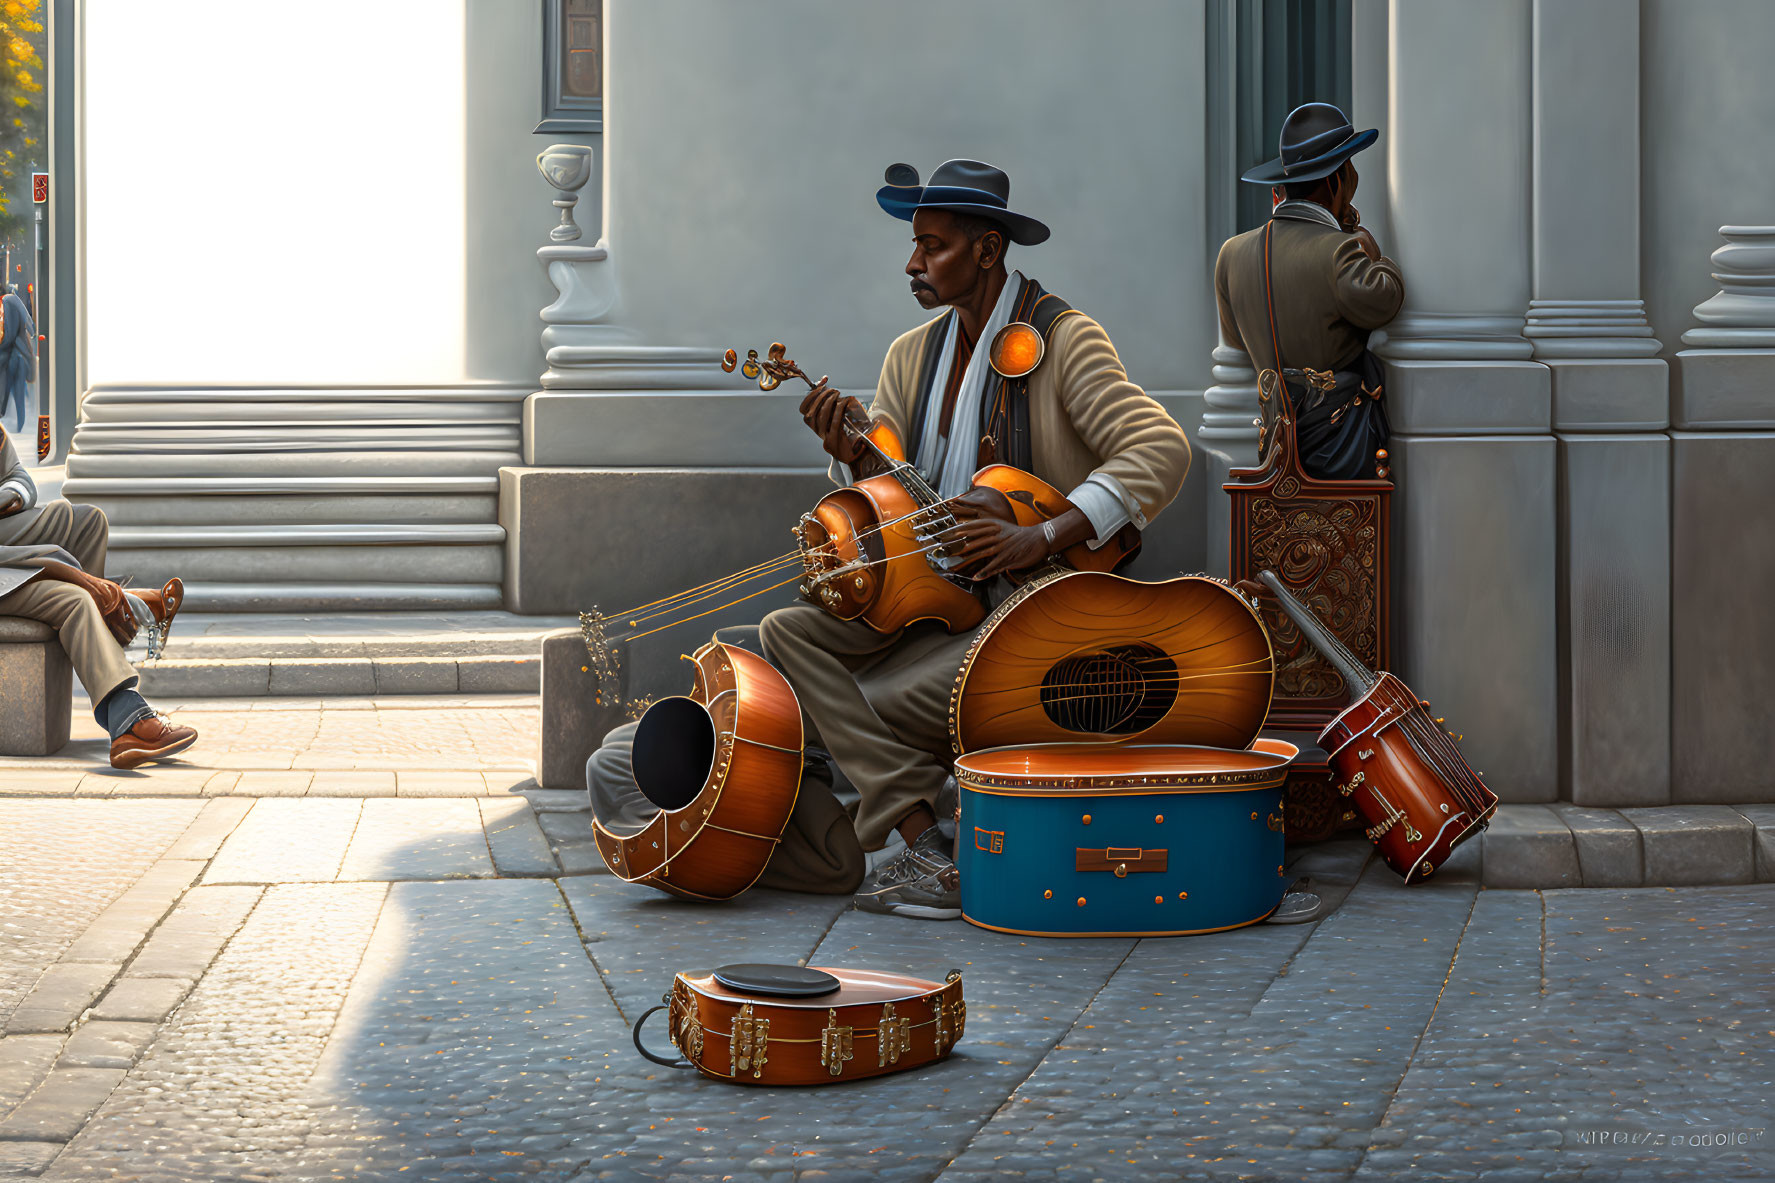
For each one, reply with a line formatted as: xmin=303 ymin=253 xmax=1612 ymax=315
xmin=1240 ymin=102 xmax=1378 ymax=185
xmin=876 ymin=158 xmax=1050 ymax=245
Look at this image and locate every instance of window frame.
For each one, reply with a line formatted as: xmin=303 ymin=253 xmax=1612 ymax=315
xmin=537 ymin=0 xmax=602 ymax=135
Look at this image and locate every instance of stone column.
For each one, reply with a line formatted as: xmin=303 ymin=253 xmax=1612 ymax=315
xmin=1528 ymin=0 xmax=1670 ymax=808
xmin=1197 ymin=336 xmax=1259 ymax=578
xmin=1376 ymin=0 xmax=1558 ymax=803
xmin=1670 ymin=228 xmax=1775 ymax=803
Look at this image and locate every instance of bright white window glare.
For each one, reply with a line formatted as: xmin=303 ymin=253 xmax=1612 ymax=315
xmin=84 ymin=0 xmax=465 ymax=386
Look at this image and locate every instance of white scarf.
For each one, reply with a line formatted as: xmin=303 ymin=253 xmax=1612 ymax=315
xmin=913 ymin=271 xmax=1026 ymax=499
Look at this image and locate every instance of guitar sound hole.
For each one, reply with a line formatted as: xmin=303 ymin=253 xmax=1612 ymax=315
xmin=1039 ymin=644 xmax=1179 ymax=735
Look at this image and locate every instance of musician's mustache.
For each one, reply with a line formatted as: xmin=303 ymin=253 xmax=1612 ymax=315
xmin=909 ymin=278 xmax=937 ymax=296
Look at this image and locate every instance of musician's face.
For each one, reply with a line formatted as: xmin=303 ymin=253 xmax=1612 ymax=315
xmin=906 ymin=209 xmax=991 ymax=310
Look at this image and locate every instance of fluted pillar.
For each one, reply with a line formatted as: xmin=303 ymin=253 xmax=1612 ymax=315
xmin=1526 ymin=0 xmax=1671 ymax=807
xmin=1375 ymin=0 xmax=1557 ymax=803
xmin=1669 ymin=228 xmax=1775 ymax=802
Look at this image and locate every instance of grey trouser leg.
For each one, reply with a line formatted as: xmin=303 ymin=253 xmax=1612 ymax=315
xmin=758 ymin=603 xmax=972 ymax=852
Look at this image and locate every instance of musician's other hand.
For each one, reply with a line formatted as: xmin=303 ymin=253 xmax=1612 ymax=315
xmin=0 ymin=489 xmax=21 ymax=519
xmin=799 ymin=381 xmax=865 ymax=464
xmin=945 ymin=517 xmax=1049 ymax=580
xmin=1352 ymin=225 xmax=1381 ymax=261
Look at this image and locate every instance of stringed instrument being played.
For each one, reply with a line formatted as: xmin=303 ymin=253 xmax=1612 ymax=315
xmin=589 ymin=639 xmax=804 ymax=901
xmin=1256 ymin=569 xmax=1498 ymax=883
xmin=727 ymin=343 xmax=1138 ymax=634
xmin=631 ymin=963 xmax=966 ymax=1085
xmin=949 ymin=568 xmax=1275 ymax=756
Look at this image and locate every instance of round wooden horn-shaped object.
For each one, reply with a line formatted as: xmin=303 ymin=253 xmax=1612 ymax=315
xmin=592 ymin=641 xmax=804 ymax=901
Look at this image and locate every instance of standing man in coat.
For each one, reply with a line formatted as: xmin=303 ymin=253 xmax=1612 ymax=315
xmin=1214 ymin=103 xmax=1405 ymax=470
xmin=770 ymin=159 xmax=1192 ymax=919
xmin=0 ymin=426 xmax=196 ymax=767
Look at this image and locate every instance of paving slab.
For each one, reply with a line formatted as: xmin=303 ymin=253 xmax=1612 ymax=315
xmin=521 ymin=788 xmax=591 ymax=813
xmin=478 ymin=797 xmax=558 ymax=877
xmin=945 ymin=858 xmax=1476 ymax=1181
xmin=559 ymin=877 xmax=851 ymax=1019
xmin=124 ymin=885 xmax=262 ymax=978
xmin=1733 ymin=804 xmax=1775 ymax=882
xmin=1363 ymin=885 xmax=1775 ymax=1180
xmin=336 ymin=798 xmax=493 ymax=881
xmin=232 ymin=770 xmax=315 ymax=797
xmin=0 ymin=769 xmax=83 ymax=795
xmin=160 ymin=797 xmax=256 ymax=860
xmin=305 ymin=770 xmax=397 ymax=797
xmin=394 ymin=769 xmax=489 ymax=798
xmin=4 ymin=965 xmax=121 ymax=1036
xmin=0 ymin=1035 xmax=63 ymax=1111
xmin=1623 ymin=805 xmax=1755 ymax=886
xmin=54 ymin=1023 xmax=158 ymax=1071
xmin=1552 ymin=802 xmax=1644 ymax=887
xmin=0 ymin=800 xmax=203 ymax=1033
xmin=56 ymin=860 xmax=206 ymax=966
xmin=0 ymin=1067 xmax=126 ymax=1142
xmin=0 ymin=1142 xmax=61 ymax=1175
xmin=1481 ymin=803 xmax=1580 ymax=888
xmin=52 ymin=883 xmax=388 ymax=1178
xmin=202 ymin=798 xmax=363 ymax=885
xmin=89 ymin=978 xmax=193 ymax=1024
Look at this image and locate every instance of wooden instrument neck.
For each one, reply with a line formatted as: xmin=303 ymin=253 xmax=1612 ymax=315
xmin=1256 ymin=569 xmax=1377 ymax=697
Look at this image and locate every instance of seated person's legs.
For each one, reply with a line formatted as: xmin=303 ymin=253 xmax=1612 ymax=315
xmin=0 ymin=575 xmax=197 ymax=769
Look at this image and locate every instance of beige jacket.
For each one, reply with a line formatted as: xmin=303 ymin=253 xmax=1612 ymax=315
xmin=863 ymin=308 xmax=1190 ymax=532
xmin=1214 ymin=213 xmax=1405 ymax=376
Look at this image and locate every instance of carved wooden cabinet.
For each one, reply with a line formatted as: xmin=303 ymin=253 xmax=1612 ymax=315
xmin=1225 ymin=420 xmax=1393 ymax=841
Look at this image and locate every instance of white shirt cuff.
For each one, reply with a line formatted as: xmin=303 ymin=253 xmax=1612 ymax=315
xmin=827 ymin=456 xmax=851 ymax=488
xmin=1065 ymin=474 xmax=1142 ymax=550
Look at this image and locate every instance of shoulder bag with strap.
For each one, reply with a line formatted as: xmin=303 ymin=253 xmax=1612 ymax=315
xmin=1258 ymin=219 xmax=1389 ymax=481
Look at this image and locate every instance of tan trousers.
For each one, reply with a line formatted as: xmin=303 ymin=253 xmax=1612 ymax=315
xmin=759 ymin=604 xmax=975 ymax=851
xmin=0 ymin=579 xmax=138 ymax=704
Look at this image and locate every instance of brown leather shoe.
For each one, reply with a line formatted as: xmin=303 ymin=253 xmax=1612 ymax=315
xmin=110 ymin=715 xmax=199 ymax=770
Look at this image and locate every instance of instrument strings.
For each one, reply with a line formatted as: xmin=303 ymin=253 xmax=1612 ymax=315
xmin=588 ymin=499 xmax=980 ymax=647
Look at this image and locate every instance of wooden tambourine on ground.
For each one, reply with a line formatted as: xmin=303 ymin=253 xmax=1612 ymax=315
xmin=632 ymin=964 xmax=966 ymax=1085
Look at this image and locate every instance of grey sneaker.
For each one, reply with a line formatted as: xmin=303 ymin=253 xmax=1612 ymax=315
xmin=854 ymin=826 xmax=962 ymax=920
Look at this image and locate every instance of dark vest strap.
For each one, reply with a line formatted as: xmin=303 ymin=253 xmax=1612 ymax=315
xmin=900 ymin=310 xmax=954 ymax=466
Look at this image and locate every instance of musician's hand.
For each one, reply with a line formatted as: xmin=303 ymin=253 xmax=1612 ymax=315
xmin=946 ymin=498 xmax=1051 ymax=579
xmin=0 ymin=489 xmax=21 ymax=519
xmin=1351 ymin=226 xmax=1381 ymax=261
xmin=800 ymin=381 xmax=866 ymax=465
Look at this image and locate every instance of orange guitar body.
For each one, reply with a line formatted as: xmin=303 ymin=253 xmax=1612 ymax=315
xmin=795 ymin=426 xmax=1139 ymax=635
xmin=950 ymin=570 xmax=1275 ymax=756
xmin=591 ymin=640 xmax=803 ymax=901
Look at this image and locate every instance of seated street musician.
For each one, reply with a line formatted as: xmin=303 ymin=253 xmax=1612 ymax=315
xmin=762 ymin=159 xmax=1191 ymax=919
xmin=0 ymin=427 xmax=197 ymax=769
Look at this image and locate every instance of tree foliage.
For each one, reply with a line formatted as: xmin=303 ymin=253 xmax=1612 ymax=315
xmin=0 ymin=0 xmax=43 ymax=243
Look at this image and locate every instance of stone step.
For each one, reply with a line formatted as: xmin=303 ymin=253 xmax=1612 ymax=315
xmin=164 ymin=583 xmax=507 ymax=612
xmin=1477 ymin=801 xmax=1775 ymax=888
xmin=136 ymin=654 xmax=540 ymax=697
xmin=119 ymin=611 xmax=570 ymax=696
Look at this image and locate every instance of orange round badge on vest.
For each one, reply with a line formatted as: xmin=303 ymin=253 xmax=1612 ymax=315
xmin=989 ymin=322 xmax=1044 ymax=378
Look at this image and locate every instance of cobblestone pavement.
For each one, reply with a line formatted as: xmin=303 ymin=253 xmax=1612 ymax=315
xmin=1 ymin=701 xmax=1772 ymax=1181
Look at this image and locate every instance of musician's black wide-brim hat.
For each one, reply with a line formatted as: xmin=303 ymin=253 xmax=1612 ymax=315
xmin=876 ymin=158 xmax=1050 ymax=246
xmin=1241 ymin=102 xmax=1378 ymax=185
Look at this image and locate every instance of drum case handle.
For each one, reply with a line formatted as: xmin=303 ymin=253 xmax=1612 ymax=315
xmin=632 ymin=1004 xmax=693 ymax=1070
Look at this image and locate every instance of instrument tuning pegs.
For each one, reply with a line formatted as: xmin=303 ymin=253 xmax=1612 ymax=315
xmin=721 ymin=348 xmax=739 ymax=373
xmin=768 ymin=342 xmax=787 ymax=361
xmin=741 ymin=349 xmax=762 ymax=380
